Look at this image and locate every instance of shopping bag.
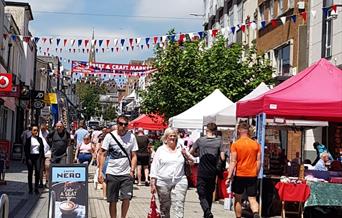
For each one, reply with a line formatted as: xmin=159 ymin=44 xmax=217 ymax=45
xmin=147 ymin=194 xmax=161 ymax=218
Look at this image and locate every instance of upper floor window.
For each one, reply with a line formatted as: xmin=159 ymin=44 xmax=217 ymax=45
xmin=275 ymin=44 xmax=291 ymax=76
xmin=270 ymin=0 xmax=275 ymax=18
xmin=322 ymin=0 xmax=333 ymax=58
xmin=278 ymin=0 xmax=284 ymax=14
xmin=259 ymin=4 xmax=265 ymax=22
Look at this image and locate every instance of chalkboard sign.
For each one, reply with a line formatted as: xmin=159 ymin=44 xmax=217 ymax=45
xmin=49 ymin=164 xmax=88 ymax=218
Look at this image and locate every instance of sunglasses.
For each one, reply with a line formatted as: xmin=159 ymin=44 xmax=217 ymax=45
xmin=118 ymin=121 xmax=129 ymax=127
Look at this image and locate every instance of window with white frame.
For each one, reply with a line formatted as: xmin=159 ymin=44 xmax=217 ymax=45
xmin=270 ymin=0 xmax=274 ymax=18
xmin=275 ymin=44 xmax=291 ymax=76
xmin=322 ymin=0 xmax=333 ymax=58
xmin=259 ymin=4 xmax=265 ymax=22
xmin=278 ymin=0 xmax=284 ymax=14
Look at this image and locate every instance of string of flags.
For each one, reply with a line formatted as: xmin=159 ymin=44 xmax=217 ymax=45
xmin=2 ymin=6 xmax=337 ymax=56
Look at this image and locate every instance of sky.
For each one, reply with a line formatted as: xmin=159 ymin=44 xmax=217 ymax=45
xmin=13 ymin=0 xmax=204 ymax=69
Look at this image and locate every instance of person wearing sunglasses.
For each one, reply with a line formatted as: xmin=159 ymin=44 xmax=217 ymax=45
xmin=98 ymin=115 xmax=138 ymax=218
xmin=24 ymin=125 xmax=45 ymax=194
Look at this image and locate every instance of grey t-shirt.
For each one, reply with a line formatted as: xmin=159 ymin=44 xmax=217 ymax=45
xmin=102 ymin=130 xmax=138 ymax=176
xmin=192 ymin=136 xmax=225 ymax=178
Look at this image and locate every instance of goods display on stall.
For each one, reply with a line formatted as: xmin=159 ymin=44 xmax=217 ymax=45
xmin=236 ymin=58 xmax=342 ymax=217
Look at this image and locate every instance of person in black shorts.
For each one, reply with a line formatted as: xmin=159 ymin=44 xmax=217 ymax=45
xmin=135 ymin=128 xmax=151 ymax=186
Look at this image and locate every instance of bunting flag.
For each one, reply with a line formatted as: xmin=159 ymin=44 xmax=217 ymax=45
xmin=49 ymin=38 xmax=53 ymax=44
xmin=113 ymin=38 xmax=118 ymax=47
xmin=121 ymin=39 xmax=125 ymax=46
xmin=3 ymin=34 xmax=8 ymax=40
xmin=129 ymin=38 xmax=134 ymax=46
xmin=42 ymin=38 xmax=47 ymax=43
xmin=64 ymin=39 xmax=68 ymax=46
xmin=291 ymin=15 xmax=297 ymax=23
xmin=145 ymin=37 xmax=150 ymax=46
xmin=136 ymin=37 xmax=141 ymax=45
xmin=153 ymin=36 xmax=158 ymax=44
xmin=84 ymin=39 xmax=89 ymax=47
xmin=311 ymin=10 xmax=317 ymax=18
xmin=106 ymin=39 xmax=110 ymax=47
xmin=280 ymin=17 xmax=286 ymax=25
xmin=332 ymin=4 xmax=337 ymax=13
xmin=23 ymin=36 xmax=31 ymax=43
xmin=71 ymin=39 xmax=76 ymax=46
xmin=240 ymin=25 xmax=246 ymax=33
xmin=231 ymin=26 xmax=236 ymax=34
xmin=11 ymin=35 xmax=17 ymax=41
xmin=99 ymin=39 xmax=103 ymax=47
xmin=56 ymin=38 xmax=61 ymax=46
xmin=198 ymin=31 xmax=204 ymax=39
xmin=78 ymin=39 xmax=82 ymax=47
xmin=271 ymin=19 xmax=278 ymax=28
xmin=301 ymin=12 xmax=307 ymax=22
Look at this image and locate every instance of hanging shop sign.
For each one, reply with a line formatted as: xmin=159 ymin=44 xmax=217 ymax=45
xmin=0 ymin=85 xmax=20 ymax=97
xmin=49 ymin=165 xmax=88 ymax=218
xmin=0 ymin=73 xmax=12 ymax=92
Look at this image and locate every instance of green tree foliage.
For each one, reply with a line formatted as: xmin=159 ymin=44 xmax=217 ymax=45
xmin=102 ymin=104 xmax=117 ymax=121
xmin=141 ymin=35 xmax=274 ymax=120
xmin=75 ymin=82 xmax=106 ymax=120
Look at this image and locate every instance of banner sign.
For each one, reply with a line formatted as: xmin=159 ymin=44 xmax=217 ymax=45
xmin=49 ymin=165 xmax=88 ymax=218
xmin=0 ymin=85 xmax=20 ymax=97
xmin=0 ymin=73 xmax=12 ymax=92
xmin=71 ymin=61 xmax=155 ymax=74
xmin=256 ymin=113 xmax=266 ymax=179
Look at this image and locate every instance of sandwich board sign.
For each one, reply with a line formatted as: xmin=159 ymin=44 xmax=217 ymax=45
xmin=49 ymin=164 xmax=88 ymax=218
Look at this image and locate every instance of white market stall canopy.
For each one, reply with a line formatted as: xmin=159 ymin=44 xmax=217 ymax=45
xmin=169 ymin=89 xmax=233 ymax=129
xmin=203 ymin=83 xmax=270 ymax=126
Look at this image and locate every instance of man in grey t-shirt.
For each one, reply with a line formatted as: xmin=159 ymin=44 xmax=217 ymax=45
xmin=98 ymin=115 xmax=138 ymax=218
xmin=190 ymin=123 xmax=225 ymax=218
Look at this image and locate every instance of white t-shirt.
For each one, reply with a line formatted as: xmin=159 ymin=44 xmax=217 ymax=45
xmin=150 ymin=144 xmax=185 ymax=186
xmin=30 ymin=137 xmax=40 ymax=154
xmin=102 ymin=130 xmax=138 ymax=176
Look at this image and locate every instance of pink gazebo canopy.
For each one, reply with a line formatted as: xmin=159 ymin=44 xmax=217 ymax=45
xmin=236 ymin=58 xmax=342 ymax=122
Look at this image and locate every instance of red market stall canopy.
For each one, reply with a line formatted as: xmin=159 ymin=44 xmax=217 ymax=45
xmin=129 ymin=114 xmax=167 ymax=131
xmin=237 ymin=58 xmax=342 ymax=122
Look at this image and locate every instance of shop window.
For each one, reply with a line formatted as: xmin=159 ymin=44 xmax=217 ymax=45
xmin=275 ymin=44 xmax=291 ymax=76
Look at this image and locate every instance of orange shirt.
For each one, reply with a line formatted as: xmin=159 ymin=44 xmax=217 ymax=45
xmin=231 ymin=136 xmax=261 ymax=177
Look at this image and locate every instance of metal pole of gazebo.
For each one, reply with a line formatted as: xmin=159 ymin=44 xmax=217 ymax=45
xmin=256 ymin=113 xmax=266 ymax=217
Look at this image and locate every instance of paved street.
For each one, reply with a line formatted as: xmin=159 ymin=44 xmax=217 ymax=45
xmin=0 ymin=161 xmax=235 ymax=218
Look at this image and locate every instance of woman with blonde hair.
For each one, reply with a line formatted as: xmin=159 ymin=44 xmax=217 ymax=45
xmin=150 ymin=128 xmax=193 ymax=218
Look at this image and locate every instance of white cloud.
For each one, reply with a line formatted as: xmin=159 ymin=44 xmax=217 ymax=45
xmin=135 ymin=0 xmax=204 ymax=18
xmin=10 ymin=0 xmax=85 ymax=11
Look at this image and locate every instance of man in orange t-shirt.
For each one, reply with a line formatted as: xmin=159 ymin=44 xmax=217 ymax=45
xmin=226 ymin=122 xmax=261 ymax=218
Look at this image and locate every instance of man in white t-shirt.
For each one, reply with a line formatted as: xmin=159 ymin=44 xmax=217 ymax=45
xmin=98 ymin=115 xmax=138 ymax=218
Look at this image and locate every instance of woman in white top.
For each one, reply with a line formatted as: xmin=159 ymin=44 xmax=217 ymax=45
xmin=24 ymin=125 xmax=44 ymax=194
xmin=75 ymin=134 xmax=94 ymax=165
xmin=150 ymin=128 xmax=193 ymax=218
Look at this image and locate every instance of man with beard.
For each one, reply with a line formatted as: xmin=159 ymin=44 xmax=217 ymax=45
xmin=47 ymin=121 xmax=71 ymax=164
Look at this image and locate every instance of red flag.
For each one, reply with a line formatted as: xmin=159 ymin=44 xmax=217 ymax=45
xmin=102 ymin=48 xmax=105 ymax=53
xmin=85 ymin=40 xmax=89 ymax=47
xmin=271 ymin=19 xmax=278 ymax=28
xmin=332 ymin=4 xmax=337 ymax=12
xmin=179 ymin=34 xmax=185 ymax=43
xmin=240 ymin=25 xmax=246 ymax=33
xmin=116 ymin=47 xmax=119 ymax=52
xmin=73 ymin=49 xmax=76 ymax=53
xmin=106 ymin=39 xmax=110 ymax=47
xmin=153 ymin=36 xmax=158 ymax=44
xmin=23 ymin=36 xmax=31 ymax=43
xmin=64 ymin=39 xmax=68 ymax=47
xmin=87 ymin=49 xmax=89 ymax=53
xmin=211 ymin=29 xmax=218 ymax=37
xmin=3 ymin=34 xmax=8 ymax=40
xmin=129 ymin=38 xmax=134 ymax=46
xmin=301 ymin=12 xmax=307 ymax=22
xmin=42 ymin=38 xmax=47 ymax=43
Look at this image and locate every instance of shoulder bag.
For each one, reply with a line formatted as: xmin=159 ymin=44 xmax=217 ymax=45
xmin=109 ymin=133 xmax=131 ymax=166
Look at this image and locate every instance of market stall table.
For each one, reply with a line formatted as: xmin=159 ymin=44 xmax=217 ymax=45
xmin=304 ymin=182 xmax=342 ymax=218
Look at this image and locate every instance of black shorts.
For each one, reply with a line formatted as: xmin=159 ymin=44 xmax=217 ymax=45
xmin=232 ymin=176 xmax=258 ymax=197
xmin=106 ymin=174 xmax=134 ymax=202
xmin=137 ymin=155 xmax=150 ymax=166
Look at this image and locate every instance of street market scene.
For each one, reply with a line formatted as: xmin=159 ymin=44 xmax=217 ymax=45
xmin=0 ymin=0 xmax=342 ymax=218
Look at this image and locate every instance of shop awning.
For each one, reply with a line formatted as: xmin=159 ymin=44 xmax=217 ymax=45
xmin=237 ymin=59 xmax=342 ymax=122
xmin=129 ymin=114 xmax=167 ymax=131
